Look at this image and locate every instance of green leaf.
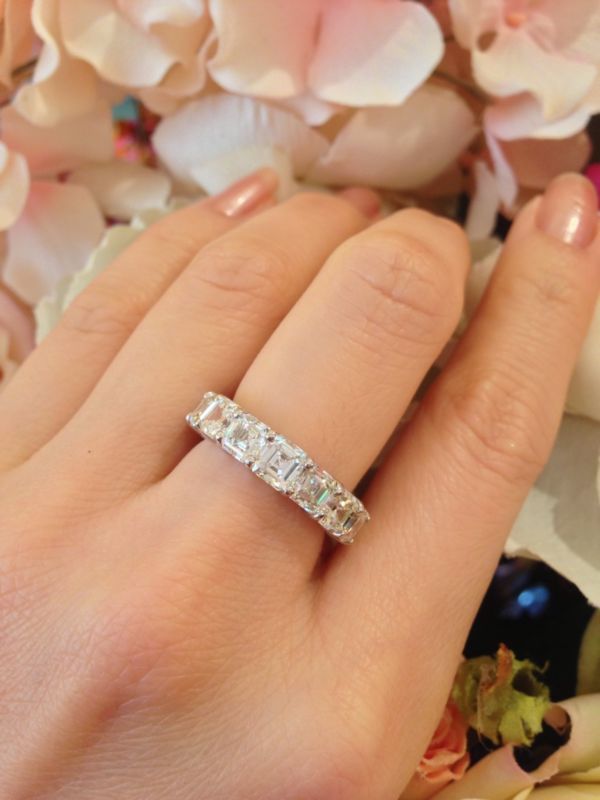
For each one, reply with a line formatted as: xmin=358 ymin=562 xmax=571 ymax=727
xmin=577 ymin=611 xmax=600 ymax=695
xmin=452 ymin=644 xmax=551 ymax=747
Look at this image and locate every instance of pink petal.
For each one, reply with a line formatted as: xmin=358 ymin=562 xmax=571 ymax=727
xmin=540 ymin=0 xmax=600 ymax=53
xmin=68 ymin=162 xmax=172 ymax=220
xmin=153 ymin=94 xmax=329 ymax=189
xmin=485 ymin=128 xmax=518 ymax=208
xmin=14 ymin=0 xmax=99 ymax=125
xmin=309 ymin=85 xmax=477 ymax=190
xmin=208 ymin=0 xmax=320 ymax=98
xmin=3 ymin=181 xmax=104 ymax=303
xmin=116 ymin=0 xmax=206 ymax=28
xmin=0 ymin=143 xmax=30 ymax=229
xmin=473 ymin=30 xmax=597 ymax=121
xmin=2 ymin=101 xmax=113 ymax=176
xmin=309 ymin=0 xmax=443 ymax=106
xmin=60 ymin=0 xmax=177 ymax=87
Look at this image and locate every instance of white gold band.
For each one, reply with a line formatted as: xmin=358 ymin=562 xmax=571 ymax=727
xmin=186 ymin=392 xmax=370 ymax=544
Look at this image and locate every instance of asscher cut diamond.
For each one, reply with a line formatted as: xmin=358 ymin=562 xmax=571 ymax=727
xmin=257 ymin=436 xmax=305 ymax=491
xmin=222 ymin=417 xmax=269 ymax=464
xmin=188 ymin=392 xmax=229 ymax=438
xmin=295 ymin=468 xmax=332 ymax=513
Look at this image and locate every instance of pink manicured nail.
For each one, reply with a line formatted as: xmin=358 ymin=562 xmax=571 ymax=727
xmin=338 ymin=186 xmax=382 ymax=219
xmin=212 ymin=168 xmax=279 ymax=218
xmin=536 ymin=173 xmax=599 ymax=248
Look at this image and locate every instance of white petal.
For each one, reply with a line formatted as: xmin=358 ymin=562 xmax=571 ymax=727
xmin=0 ymin=143 xmax=30 ymax=230
xmin=116 ymin=0 xmax=206 ymax=28
xmin=14 ymin=0 xmax=99 ymax=126
xmin=568 ymin=302 xmax=600 ymax=423
xmin=464 ymin=238 xmax=502 ymax=320
xmin=153 ymin=94 xmax=329 ymax=189
xmin=507 ymin=415 xmax=600 ymax=609
xmin=1 ymin=101 xmax=114 ymax=176
xmin=68 ymin=162 xmax=172 ymax=221
xmin=208 ymin=0 xmax=319 ymax=98
xmin=447 ymin=0 xmax=502 ymax=47
xmin=191 ymin=145 xmax=296 ymax=200
xmin=309 ymin=0 xmax=443 ymax=106
xmin=60 ymin=0 xmax=175 ymax=87
xmin=309 ymin=85 xmax=477 ymax=190
xmin=465 ymin=161 xmax=500 ymax=240
xmin=279 ymin=92 xmax=341 ymax=127
xmin=3 ymin=181 xmax=104 ymax=304
xmin=485 ymin=128 xmax=518 ymax=208
xmin=35 ymin=223 xmax=138 ymax=341
xmin=473 ymin=30 xmax=597 ymax=121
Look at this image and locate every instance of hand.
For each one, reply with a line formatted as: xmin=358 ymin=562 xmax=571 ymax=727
xmin=0 ymin=171 xmax=598 ymax=800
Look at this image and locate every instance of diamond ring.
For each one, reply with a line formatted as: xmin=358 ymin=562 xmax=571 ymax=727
xmin=186 ymin=392 xmax=370 ymax=544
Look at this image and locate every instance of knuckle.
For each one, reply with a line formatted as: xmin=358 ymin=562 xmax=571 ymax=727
xmin=189 ymin=237 xmax=291 ymax=318
xmin=338 ymin=230 xmax=463 ymax=354
xmin=60 ymin=288 xmax=136 ymax=340
xmin=438 ymin=367 xmax=552 ymax=485
xmin=509 ymin=259 xmax=582 ymax=322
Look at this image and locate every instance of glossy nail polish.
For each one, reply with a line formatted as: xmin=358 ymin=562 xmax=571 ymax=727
xmin=536 ymin=173 xmax=599 ymax=248
xmin=212 ymin=168 xmax=279 ymax=218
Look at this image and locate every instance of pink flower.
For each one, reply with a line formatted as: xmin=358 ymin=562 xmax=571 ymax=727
xmin=401 ymin=702 xmax=470 ymax=800
xmin=15 ymin=0 xmax=212 ymax=124
xmin=208 ymin=0 xmax=444 ymax=111
xmin=449 ymin=0 xmax=600 ymax=122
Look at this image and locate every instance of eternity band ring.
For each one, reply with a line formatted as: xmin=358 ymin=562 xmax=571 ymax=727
xmin=186 ymin=392 xmax=370 ymax=544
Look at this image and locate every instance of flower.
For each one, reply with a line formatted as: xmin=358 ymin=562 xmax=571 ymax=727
xmin=0 ymin=282 xmax=34 ymax=391
xmin=208 ymin=0 xmax=444 ymax=111
xmin=15 ymin=0 xmax=212 ymax=124
xmin=449 ymin=0 xmax=600 ymax=123
xmin=401 ymin=701 xmax=470 ymax=800
xmin=433 ymin=694 xmax=600 ymax=800
xmin=0 ymin=0 xmax=36 ymax=88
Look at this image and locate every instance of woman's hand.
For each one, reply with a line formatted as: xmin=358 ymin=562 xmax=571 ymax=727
xmin=0 ymin=171 xmax=598 ymax=800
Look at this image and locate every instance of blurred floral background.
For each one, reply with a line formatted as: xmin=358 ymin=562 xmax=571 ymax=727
xmin=1 ymin=1 xmax=599 ymax=797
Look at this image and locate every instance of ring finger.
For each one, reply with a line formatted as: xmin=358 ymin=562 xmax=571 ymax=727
xmin=169 ymin=209 xmax=470 ymax=568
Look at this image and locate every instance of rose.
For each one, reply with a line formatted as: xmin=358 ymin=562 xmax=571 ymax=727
xmin=432 ymin=695 xmax=600 ymax=800
xmin=401 ymin=702 xmax=470 ymax=800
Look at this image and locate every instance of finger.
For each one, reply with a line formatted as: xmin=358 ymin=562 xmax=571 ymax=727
xmin=170 ymin=209 xmax=469 ymax=570
xmin=41 ymin=189 xmax=378 ymax=490
xmin=0 ymin=170 xmax=279 ymax=471
xmin=323 ymin=175 xmax=600 ymax=772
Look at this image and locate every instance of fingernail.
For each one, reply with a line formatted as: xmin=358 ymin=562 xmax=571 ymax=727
xmin=536 ymin=173 xmax=599 ymax=248
xmin=212 ymin=168 xmax=279 ymax=218
xmin=338 ymin=187 xmax=382 ymax=219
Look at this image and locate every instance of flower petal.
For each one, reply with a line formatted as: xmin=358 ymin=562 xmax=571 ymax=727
xmin=208 ymin=0 xmax=320 ymax=98
xmin=309 ymin=0 xmax=443 ymax=106
xmin=465 ymin=160 xmax=500 ymax=240
xmin=190 ymin=145 xmax=296 ymax=200
xmin=153 ymin=94 xmax=329 ymax=189
xmin=3 ymin=181 xmax=104 ymax=303
xmin=60 ymin=0 xmax=176 ymax=87
xmin=1 ymin=101 xmax=114 ymax=175
xmin=507 ymin=415 xmax=600 ymax=609
xmin=473 ymin=30 xmax=597 ymax=121
xmin=14 ymin=0 xmax=99 ymax=126
xmin=568 ymin=301 xmax=600 ymax=423
xmin=309 ymin=84 xmax=477 ymax=189
xmin=68 ymin=162 xmax=172 ymax=220
xmin=116 ymin=0 xmax=206 ymax=29
xmin=486 ymin=93 xmax=596 ymax=142
xmin=447 ymin=0 xmax=502 ymax=48
xmin=0 ymin=142 xmax=30 ymax=230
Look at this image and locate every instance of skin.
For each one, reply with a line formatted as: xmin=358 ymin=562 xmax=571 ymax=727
xmin=0 ymin=174 xmax=598 ymax=800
